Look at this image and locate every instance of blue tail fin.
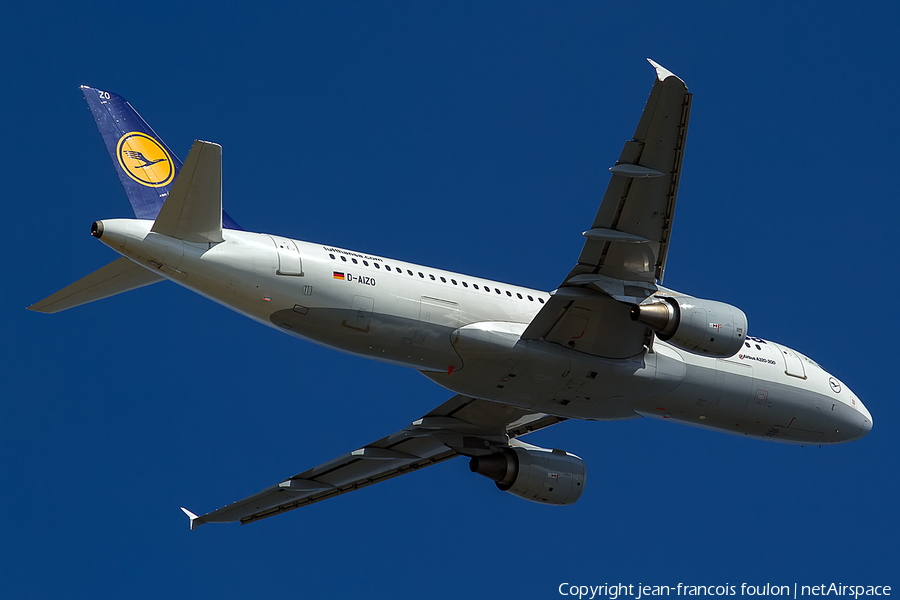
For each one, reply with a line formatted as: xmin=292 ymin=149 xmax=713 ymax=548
xmin=81 ymin=86 xmax=242 ymax=230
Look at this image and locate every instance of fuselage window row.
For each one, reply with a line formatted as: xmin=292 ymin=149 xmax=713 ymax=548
xmin=327 ymin=253 xmax=544 ymax=302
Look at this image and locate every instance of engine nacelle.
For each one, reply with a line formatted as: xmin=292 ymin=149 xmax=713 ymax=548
xmin=469 ymin=446 xmax=586 ymax=506
xmin=631 ymin=295 xmax=747 ymax=358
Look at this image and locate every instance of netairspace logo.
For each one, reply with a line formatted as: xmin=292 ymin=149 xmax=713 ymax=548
xmin=558 ymin=584 xmax=892 ymax=600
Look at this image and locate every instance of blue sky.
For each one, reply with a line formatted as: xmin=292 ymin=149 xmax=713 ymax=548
xmin=2 ymin=2 xmax=897 ymax=598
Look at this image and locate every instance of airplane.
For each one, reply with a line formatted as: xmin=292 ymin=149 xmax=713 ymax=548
xmin=29 ymin=60 xmax=872 ymax=530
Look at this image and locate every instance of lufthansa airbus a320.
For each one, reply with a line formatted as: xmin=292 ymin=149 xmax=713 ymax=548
xmin=29 ymin=60 xmax=872 ymax=529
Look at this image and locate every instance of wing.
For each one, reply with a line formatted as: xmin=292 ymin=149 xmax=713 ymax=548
xmin=522 ymin=59 xmax=692 ymax=359
xmin=181 ymin=395 xmax=565 ymax=529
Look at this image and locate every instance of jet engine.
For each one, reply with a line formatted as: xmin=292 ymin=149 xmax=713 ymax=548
xmin=630 ymin=295 xmax=747 ymax=358
xmin=469 ymin=446 xmax=586 ymax=505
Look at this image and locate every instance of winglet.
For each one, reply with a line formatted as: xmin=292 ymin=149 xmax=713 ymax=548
xmin=180 ymin=507 xmax=204 ymax=531
xmin=647 ymin=58 xmax=685 ymax=86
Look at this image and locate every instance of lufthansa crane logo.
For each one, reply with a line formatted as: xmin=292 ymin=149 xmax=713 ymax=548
xmin=116 ymin=132 xmax=174 ymax=187
xmin=829 ymin=377 xmax=842 ymax=393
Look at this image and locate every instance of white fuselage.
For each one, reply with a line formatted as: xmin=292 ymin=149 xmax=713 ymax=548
xmin=96 ymin=219 xmax=873 ymax=445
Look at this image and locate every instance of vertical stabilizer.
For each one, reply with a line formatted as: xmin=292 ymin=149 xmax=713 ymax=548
xmin=81 ymin=86 xmax=242 ymax=230
xmin=81 ymin=86 xmax=182 ymax=220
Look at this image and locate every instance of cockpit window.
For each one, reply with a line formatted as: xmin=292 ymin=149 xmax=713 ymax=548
xmin=795 ymin=351 xmax=823 ymax=370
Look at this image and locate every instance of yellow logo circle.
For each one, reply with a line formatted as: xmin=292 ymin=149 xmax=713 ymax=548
xmin=116 ymin=132 xmax=174 ymax=187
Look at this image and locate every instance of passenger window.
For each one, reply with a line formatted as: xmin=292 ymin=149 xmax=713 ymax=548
xmin=352 ymin=258 xmax=358 ymax=264
xmin=452 ymin=279 xmax=458 ymax=285
xmin=462 ymin=282 xmax=468 ymax=288
xmin=374 ymin=263 xmax=380 ymax=269
xmin=429 ymin=274 xmax=435 ymax=280
xmin=363 ymin=260 xmax=369 ymax=266
xmin=329 ymin=254 xmax=335 ymax=259
xmin=418 ymin=272 xmax=424 ymax=278
xmin=527 ymin=295 xmax=533 ymax=301
xmin=497 ymin=289 xmax=502 ymax=295
xmin=516 ymin=293 xmax=522 ymax=299
xmin=341 ymin=256 xmax=347 ymax=262
xmin=407 ymin=270 xmax=413 ymax=276
xmin=538 ymin=298 xmax=545 ymax=304
xmin=473 ymin=284 xmax=479 ymax=289
xmin=440 ymin=277 xmax=446 ymax=283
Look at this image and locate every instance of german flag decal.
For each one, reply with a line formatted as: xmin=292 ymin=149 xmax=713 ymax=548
xmin=333 ymin=272 xmax=345 ymax=280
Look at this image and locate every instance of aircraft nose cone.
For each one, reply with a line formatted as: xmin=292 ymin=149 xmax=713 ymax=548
xmin=826 ymin=394 xmax=872 ymax=443
xmin=857 ymin=401 xmax=873 ymax=439
xmin=843 ymin=399 xmax=872 ymax=442
xmin=861 ymin=418 xmax=873 ymax=436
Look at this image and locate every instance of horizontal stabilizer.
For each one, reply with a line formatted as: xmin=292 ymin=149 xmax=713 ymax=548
xmin=27 ymin=257 xmax=163 ymax=314
xmin=151 ymin=140 xmax=224 ymax=243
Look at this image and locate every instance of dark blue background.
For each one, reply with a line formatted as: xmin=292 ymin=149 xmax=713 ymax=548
xmin=2 ymin=2 xmax=896 ymax=598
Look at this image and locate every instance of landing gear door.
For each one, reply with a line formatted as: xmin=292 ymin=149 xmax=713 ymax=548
xmin=269 ymin=236 xmax=303 ymax=276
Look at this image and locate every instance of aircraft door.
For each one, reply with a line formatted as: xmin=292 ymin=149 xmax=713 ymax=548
xmin=269 ymin=236 xmax=303 ymax=276
xmin=772 ymin=342 xmax=806 ymax=379
xmin=345 ymin=295 xmax=374 ymax=332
